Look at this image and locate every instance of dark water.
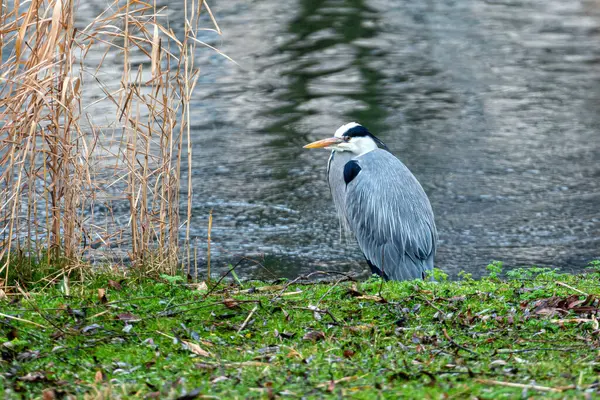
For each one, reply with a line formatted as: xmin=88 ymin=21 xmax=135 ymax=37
xmin=80 ymin=0 xmax=600 ymax=278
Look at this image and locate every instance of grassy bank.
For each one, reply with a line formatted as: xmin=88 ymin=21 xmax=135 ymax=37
xmin=1 ymin=266 xmax=600 ymax=399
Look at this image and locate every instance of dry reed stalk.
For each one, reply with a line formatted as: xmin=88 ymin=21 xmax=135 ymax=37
xmin=207 ymin=209 xmax=213 ymax=282
xmin=0 ymin=0 xmax=224 ymax=288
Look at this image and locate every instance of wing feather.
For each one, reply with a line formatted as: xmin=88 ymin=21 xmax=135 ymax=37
xmin=344 ymin=149 xmax=437 ymax=280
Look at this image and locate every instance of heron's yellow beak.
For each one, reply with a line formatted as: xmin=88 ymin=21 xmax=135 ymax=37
xmin=303 ymin=137 xmax=343 ymax=149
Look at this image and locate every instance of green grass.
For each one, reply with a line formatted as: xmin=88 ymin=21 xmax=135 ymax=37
xmin=1 ymin=266 xmax=600 ymax=399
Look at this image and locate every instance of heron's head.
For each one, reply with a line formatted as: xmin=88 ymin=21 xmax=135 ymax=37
xmin=303 ymin=122 xmax=388 ymax=155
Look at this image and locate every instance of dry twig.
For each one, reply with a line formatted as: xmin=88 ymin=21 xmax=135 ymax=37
xmin=237 ymin=305 xmax=258 ymax=333
xmin=476 ymin=379 xmax=571 ymax=393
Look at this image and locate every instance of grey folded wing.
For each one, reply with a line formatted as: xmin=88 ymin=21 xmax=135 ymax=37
xmin=344 ymin=150 xmax=437 ymax=280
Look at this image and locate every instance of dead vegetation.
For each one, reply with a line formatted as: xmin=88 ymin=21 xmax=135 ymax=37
xmin=0 ymin=0 xmax=222 ymax=288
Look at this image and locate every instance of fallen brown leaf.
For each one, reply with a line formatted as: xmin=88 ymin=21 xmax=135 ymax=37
xmin=223 ymin=298 xmax=240 ymax=309
xmin=19 ymin=371 xmax=47 ymax=382
xmin=535 ymin=307 xmax=565 ymax=317
xmin=278 ymin=331 xmax=295 ymax=339
xmin=303 ymin=331 xmax=325 ymax=342
xmin=344 ymin=284 xmax=364 ymax=297
xmin=108 ymin=280 xmax=123 ymax=291
xmin=286 ymin=347 xmax=303 ymax=359
xmin=94 ymin=370 xmax=103 ymax=383
xmin=117 ymin=313 xmax=141 ymax=322
xmin=529 ymin=295 xmax=596 ymax=316
xmin=327 ymin=380 xmax=335 ymax=392
xmin=183 ymin=340 xmax=211 ymax=357
xmin=98 ymin=288 xmax=107 ymax=304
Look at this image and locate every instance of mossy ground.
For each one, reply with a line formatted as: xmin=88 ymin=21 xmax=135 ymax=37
xmin=1 ymin=265 xmax=600 ymax=399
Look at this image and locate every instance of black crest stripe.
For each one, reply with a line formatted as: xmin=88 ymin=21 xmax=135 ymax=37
xmin=344 ymin=126 xmax=371 ymax=138
xmin=343 ymin=125 xmax=389 ymax=151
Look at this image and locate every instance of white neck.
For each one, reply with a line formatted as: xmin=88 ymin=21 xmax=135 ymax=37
xmin=353 ymin=136 xmax=379 ymax=156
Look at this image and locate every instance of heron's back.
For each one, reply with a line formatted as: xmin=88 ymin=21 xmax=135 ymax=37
xmin=344 ymin=149 xmax=437 ymax=280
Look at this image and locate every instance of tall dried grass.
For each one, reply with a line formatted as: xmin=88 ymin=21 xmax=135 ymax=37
xmin=0 ymin=0 xmax=219 ymax=288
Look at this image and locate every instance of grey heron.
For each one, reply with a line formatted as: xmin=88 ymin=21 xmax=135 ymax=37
xmin=303 ymin=122 xmax=437 ymax=281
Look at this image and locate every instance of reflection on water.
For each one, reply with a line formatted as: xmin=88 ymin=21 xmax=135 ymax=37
xmin=84 ymin=0 xmax=600 ymax=278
